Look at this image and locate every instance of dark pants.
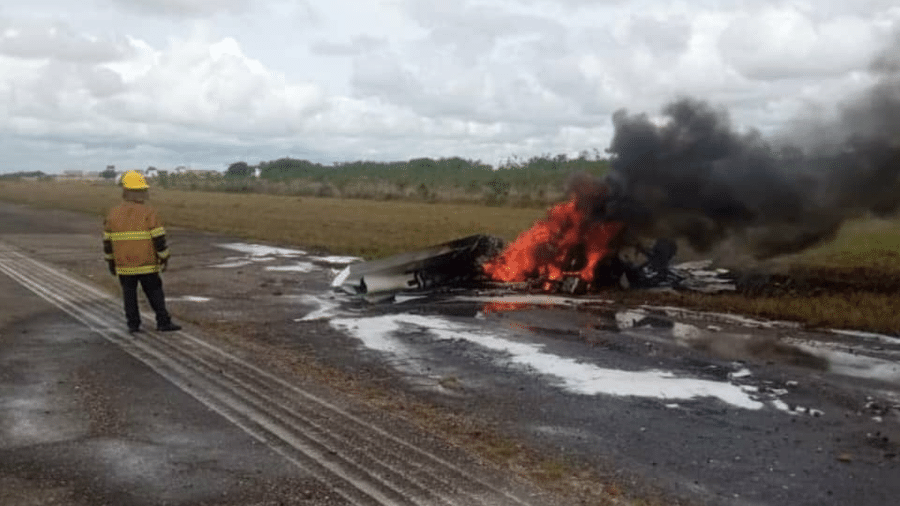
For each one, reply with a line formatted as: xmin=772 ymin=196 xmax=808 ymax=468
xmin=119 ymin=273 xmax=172 ymax=330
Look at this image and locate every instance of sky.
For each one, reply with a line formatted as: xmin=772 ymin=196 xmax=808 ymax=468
xmin=1 ymin=0 xmax=898 ymax=174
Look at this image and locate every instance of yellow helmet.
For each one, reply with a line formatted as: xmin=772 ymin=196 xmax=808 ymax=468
xmin=121 ymin=170 xmax=149 ymax=190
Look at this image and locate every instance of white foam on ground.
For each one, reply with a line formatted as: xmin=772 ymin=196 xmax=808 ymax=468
xmin=615 ymin=310 xmax=648 ymax=328
xmin=295 ymin=295 xmax=344 ymax=322
xmin=211 ymin=259 xmax=254 ymax=269
xmin=770 ymin=399 xmax=824 ymax=417
xmin=216 ymin=243 xmax=306 ymax=257
xmin=672 ymin=322 xmax=704 ymax=340
xmin=331 ymin=315 xmax=413 ymax=355
xmin=310 ymin=255 xmax=362 ymax=266
xmin=729 ymin=368 xmax=752 ymax=379
xmin=265 ymin=262 xmax=316 ymax=273
xmin=331 ymin=313 xmax=763 ymax=410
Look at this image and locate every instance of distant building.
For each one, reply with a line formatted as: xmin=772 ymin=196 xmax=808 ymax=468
xmin=173 ymin=166 xmax=219 ymax=177
xmin=55 ymin=170 xmax=103 ymax=182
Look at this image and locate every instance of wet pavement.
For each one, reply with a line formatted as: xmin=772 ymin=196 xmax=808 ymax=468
xmin=300 ymin=290 xmax=900 ymax=505
xmin=1 ymin=201 xmax=899 ymax=505
xmin=0 ymin=203 xmax=555 ymax=506
xmin=0 ymin=270 xmax=343 ymax=505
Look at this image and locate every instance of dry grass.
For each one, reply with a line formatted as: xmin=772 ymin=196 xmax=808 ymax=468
xmin=773 ymin=217 xmax=900 ymax=275
xmin=0 ymin=180 xmax=542 ymax=258
xmin=623 ymin=290 xmax=900 ymax=335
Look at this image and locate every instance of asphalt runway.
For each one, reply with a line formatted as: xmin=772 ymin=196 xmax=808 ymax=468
xmin=1 ymin=201 xmax=899 ymax=506
xmin=0 ymin=218 xmax=552 ymax=505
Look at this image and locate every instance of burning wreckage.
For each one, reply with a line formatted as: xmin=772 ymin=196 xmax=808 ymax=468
xmin=335 ymin=75 xmax=900 ymax=301
xmin=332 ymin=180 xmax=736 ymax=300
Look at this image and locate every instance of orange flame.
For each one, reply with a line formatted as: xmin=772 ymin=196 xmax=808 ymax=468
xmin=481 ymin=301 xmax=534 ymax=314
xmin=483 ymin=195 xmax=623 ymax=287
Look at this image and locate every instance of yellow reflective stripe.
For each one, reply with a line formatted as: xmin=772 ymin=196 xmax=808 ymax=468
xmin=149 ymin=227 xmax=166 ymax=238
xmin=108 ymin=231 xmax=152 ymax=241
xmin=102 ymin=232 xmax=112 ymax=240
xmin=157 ymin=249 xmax=171 ymax=260
xmin=116 ymin=265 xmax=160 ymax=275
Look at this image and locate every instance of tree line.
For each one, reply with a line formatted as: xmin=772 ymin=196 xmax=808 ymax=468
xmin=1 ymin=152 xmax=612 ymax=208
xmin=202 ymin=153 xmax=612 ymax=207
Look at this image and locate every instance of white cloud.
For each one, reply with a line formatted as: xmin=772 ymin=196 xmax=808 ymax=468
xmin=0 ymin=0 xmax=898 ymax=173
xmin=718 ymin=5 xmax=889 ymax=80
xmin=102 ymin=34 xmax=325 ymax=135
xmin=0 ymin=19 xmax=133 ymax=62
xmin=106 ymin=0 xmax=253 ymax=17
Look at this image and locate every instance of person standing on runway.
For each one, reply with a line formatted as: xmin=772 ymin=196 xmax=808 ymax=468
xmin=103 ymin=170 xmax=181 ymax=333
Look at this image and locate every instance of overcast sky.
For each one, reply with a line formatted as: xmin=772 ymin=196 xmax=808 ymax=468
xmin=1 ymin=0 xmax=898 ymax=173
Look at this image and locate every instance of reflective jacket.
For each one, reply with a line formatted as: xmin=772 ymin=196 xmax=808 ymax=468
xmin=103 ymin=202 xmax=170 ymax=275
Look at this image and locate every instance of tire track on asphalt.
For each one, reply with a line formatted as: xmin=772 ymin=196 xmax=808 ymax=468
xmin=0 ymin=241 xmax=545 ymax=506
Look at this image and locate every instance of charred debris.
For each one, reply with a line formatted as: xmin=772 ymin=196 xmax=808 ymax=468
xmin=332 ymin=234 xmax=735 ymax=302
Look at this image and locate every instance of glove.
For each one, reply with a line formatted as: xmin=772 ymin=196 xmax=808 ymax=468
xmin=107 ymin=260 xmax=117 ymax=276
xmin=160 ymin=258 xmax=168 ymax=272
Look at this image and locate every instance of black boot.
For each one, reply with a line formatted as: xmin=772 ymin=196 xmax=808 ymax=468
xmin=157 ymin=322 xmax=182 ymax=332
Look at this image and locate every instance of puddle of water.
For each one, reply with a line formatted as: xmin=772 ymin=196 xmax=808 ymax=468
xmin=830 ymin=329 xmax=900 ymax=345
xmin=216 ymin=243 xmax=306 ymax=257
xmin=331 ymin=313 xmax=764 ymax=410
xmin=644 ymin=305 xmax=800 ymax=329
xmin=796 ymin=343 xmax=900 ymax=385
xmin=459 ymin=294 xmax=614 ymax=307
xmin=394 ymin=294 xmax=427 ymax=304
xmin=211 ymin=259 xmax=254 ymax=269
xmin=170 ymin=296 xmax=211 ymax=302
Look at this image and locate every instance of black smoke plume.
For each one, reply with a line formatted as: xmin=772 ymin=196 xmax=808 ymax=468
xmin=599 ymin=37 xmax=900 ymax=259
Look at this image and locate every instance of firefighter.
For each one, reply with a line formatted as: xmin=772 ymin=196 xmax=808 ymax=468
xmin=103 ymin=170 xmax=181 ymax=333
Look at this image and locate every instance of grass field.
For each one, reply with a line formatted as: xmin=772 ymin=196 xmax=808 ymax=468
xmin=0 ymin=180 xmax=543 ymax=258
xmin=2 ymin=180 xmax=899 ymax=334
